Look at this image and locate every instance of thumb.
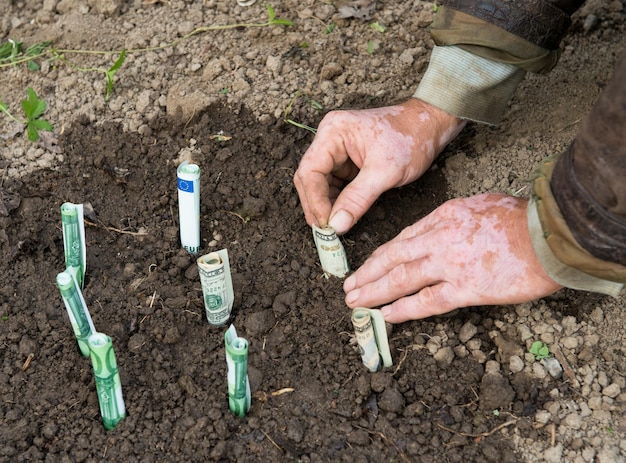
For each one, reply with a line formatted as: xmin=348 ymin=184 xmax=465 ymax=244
xmin=328 ymin=171 xmax=386 ymax=234
xmin=381 ymin=284 xmax=457 ymax=323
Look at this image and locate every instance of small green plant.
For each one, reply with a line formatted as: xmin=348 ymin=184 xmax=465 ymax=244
xmin=492 ymin=409 xmax=500 ymax=417
xmin=0 ymin=87 xmax=52 ymax=141
xmin=529 ymin=341 xmax=550 ymax=360
xmin=324 ymin=23 xmax=336 ymax=34
xmin=367 ymin=40 xmax=376 ymax=54
xmin=282 ymin=90 xmax=321 ymax=134
xmin=370 ymin=21 xmax=386 ymax=33
xmin=1 ymin=316 xmax=8 ymax=321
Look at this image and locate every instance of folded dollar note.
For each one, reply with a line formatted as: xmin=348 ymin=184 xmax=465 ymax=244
xmin=197 ymin=249 xmax=234 ymax=326
xmin=351 ymin=308 xmax=392 ymax=372
xmin=224 ymin=324 xmax=251 ymax=417
xmin=312 ymin=224 xmax=349 ymax=278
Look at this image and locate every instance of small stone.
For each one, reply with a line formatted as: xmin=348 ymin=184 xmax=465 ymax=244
xmin=509 ymin=355 xmax=524 ymax=373
xmin=458 ymin=321 xmax=477 ymax=343
xmin=543 ymin=444 xmax=563 ymax=463
xmin=535 ymin=410 xmax=551 ymax=425
xmin=433 ymin=346 xmax=454 ymax=367
xmin=564 ymin=412 xmax=582 ymax=429
xmin=542 ymin=357 xmax=563 ymax=379
xmin=602 ymin=383 xmax=621 ymax=398
xmin=561 ymin=336 xmax=579 ymax=349
xmin=378 ymin=387 xmax=405 ymax=413
xmin=532 ymin=362 xmax=547 ymax=379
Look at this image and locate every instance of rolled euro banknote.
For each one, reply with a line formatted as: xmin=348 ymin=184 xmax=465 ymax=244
xmin=61 ymin=202 xmax=86 ymax=288
xmin=224 ymin=324 xmax=251 ymax=417
xmin=312 ymin=224 xmax=349 ymax=278
xmin=351 ymin=308 xmax=392 ymax=372
xmin=88 ymin=332 xmax=127 ymax=430
xmin=177 ymin=161 xmax=201 ymax=254
xmin=197 ymin=249 xmax=234 ymax=326
xmin=56 ymin=269 xmax=96 ymax=357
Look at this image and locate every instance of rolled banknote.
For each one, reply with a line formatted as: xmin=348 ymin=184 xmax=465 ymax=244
xmin=56 ymin=270 xmax=96 ymax=357
xmin=351 ymin=308 xmax=392 ymax=372
xmin=61 ymin=202 xmax=86 ymax=288
xmin=197 ymin=249 xmax=234 ymax=326
xmin=88 ymin=332 xmax=127 ymax=430
xmin=177 ymin=161 xmax=201 ymax=254
xmin=312 ymin=224 xmax=349 ymax=278
xmin=224 ymin=324 xmax=251 ymax=417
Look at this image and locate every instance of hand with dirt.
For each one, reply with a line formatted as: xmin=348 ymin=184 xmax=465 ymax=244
xmin=294 ymin=98 xmax=465 ymax=235
xmin=343 ymin=194 xmax=563 ymax=323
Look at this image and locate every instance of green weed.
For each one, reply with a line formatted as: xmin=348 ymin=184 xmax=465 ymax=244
xmin=529 ymin=341 xmax=550 ymax=360
xmin=0 ymin=87 xmax=52 ymax=141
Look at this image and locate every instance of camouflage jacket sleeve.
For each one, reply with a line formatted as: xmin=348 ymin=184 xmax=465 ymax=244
xmin=529 ymin=51 xmax=626 ymax=294
xmin=413 ymin=0 xmax=626 ymax=294
xmin=414 ymin=0 xmax=585 ymax=124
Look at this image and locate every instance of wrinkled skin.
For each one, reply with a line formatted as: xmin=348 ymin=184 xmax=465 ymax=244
xmin=294 ymin=98 xmax=465 ymax=235
xmin=343 ymin=194 xmax=563 ymax=323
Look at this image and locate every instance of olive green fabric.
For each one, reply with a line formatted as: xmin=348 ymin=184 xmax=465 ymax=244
xmin=413 ymin=45 xmax=525 ymax=124
xmin=431 ymin=6 xmax=560 ymax=74
xmin=532 ymin=155 xmax=626 ymax=286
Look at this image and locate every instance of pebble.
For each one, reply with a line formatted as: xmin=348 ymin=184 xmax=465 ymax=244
xmin=458 ymin=321 xmax=477 ymax=343
xmin=433 ymin=346 xmax=454 ymax=367
xmin=602 ymin=383 xmax=621 ymax=398
xmin=542 ymin=357 xmax=563 ymax=379
xmin=509 ymin=355 xmax=524 ymax=373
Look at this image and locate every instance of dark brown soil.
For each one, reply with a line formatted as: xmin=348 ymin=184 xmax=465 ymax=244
xmin=0 ymin=99 xmax=560 ymax=462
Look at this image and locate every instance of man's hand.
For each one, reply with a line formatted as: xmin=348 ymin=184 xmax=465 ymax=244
xmin=294 ymin=98 xmax=465 ymax=235
xmin=343 ymin=194 xmax=563 ymax=323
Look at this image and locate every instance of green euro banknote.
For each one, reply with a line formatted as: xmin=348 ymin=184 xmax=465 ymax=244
xmin=312 ymin=224 xmax=349 ymax=278
xmin=351 ymin=308 xmax=392 ymax=372
xmin=177 ymin=161 xmax=201 ymax=254
xmin=61 ymin=202 xmax=86 ymax=288
xmin=88 ymin=332 xmax=127 ymax=430
xmin=56 ymin=270 xmax=96 ymax=357
xmin=197 ymin=249 xmax=234 ymax=326
xmin=224 ymin=324 xmax=251 ymax=417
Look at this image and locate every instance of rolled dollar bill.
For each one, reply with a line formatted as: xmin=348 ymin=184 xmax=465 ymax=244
xmin=224 ymin=324 xmax=251 ymax=417
xmin=197 ymin=249 xmax=234 ymax=326
xmin=56 ymin=270 xmax=96 ymax=357
xmin=351 ymin=308 xmax=393 ymax=372
xmin=177 ymin=161 xmax=201 ymax=254
xmin=312 ymin=224 xmax=349 ymax=278
xmin=61 ymin=202 xmax=86 ymax=288
xmin=88 ymin=332 xmax=127 ymax=430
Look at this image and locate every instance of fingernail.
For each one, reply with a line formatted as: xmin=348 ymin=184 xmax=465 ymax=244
xmin=329 ymin=210 xmax=354 ymax=235
xmin=343 ymin=275 xmax=356 ymax=292
xmin=346 ymin=289 xmax=359 ymax=305
xmin=381 ymin=305 xmax=391 ymax=319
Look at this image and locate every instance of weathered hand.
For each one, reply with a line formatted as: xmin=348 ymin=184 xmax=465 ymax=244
xmin=343 ymin=194 xmax=563 ymax=323
xmin=294 ymin=98 xmax=464 ymax=235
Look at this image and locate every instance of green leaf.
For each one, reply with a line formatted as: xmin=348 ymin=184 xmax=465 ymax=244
xmin=324 ymin=23 xmax=336 ymax=34
xmin=529 ymin=340 xmax=550 ymax=360
xmin=27 ymin=60 xmax=40 ymax=71
xmin=29 ymin=119 xmax=52 ymax=131
xmin=367 ymin=40 xmax=375 ymax=54
xmin=0 ymin=100 xmax=7 ymax=112
xmin=109 ymin=49 xmax=126 ymax=73
xmin=370 ymin=21 xmax=386 ymax=33
xmin=266 ymin=4 xmax=276 ymax=21
xmin=26 ymin=124 xmax=40 ymax=141
xmin=272 ymin=18 xmax=293 ymax=26
xmin=24 ymin=40 xmax=51 ymax=57
xmin=21 ymin=87 xmax=47 ymax=120
xmin=105 ymin=50 xmax=126 ymax=101
xmin=0 ymin=41 xmax=15 ymax=60
xmin=0 ymin=39 xmax=23 ymax=61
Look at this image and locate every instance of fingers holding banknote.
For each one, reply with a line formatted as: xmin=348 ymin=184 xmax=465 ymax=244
xmin=294 ymin=98 xmax=465 ymax=235
xmin=343 ymin=194 xmax=563 ymax=323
